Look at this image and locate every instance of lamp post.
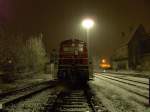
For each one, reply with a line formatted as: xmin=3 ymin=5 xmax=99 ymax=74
xmin=82 ymin=18 xmax=94 ymax=79
xmin=82 ymin=18 xmax=94 ymax=62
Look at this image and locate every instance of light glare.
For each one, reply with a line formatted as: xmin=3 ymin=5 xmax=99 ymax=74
xmin=82 ymin=19 xmax=94 ymax=29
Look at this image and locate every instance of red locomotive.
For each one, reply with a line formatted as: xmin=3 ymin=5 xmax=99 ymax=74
xmin=58 ymin=39 xmax=90 ymax=82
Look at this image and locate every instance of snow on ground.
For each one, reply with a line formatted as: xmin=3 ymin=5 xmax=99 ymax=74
xmin=95 ymin=74 xmax=149 ymax=99
xmin=89 ymin=77 xmax=150 ymax=112
xmin=95 ymin=69 xmax=150 ymax=78
xmin=96 ymin=73 xmax=149 ymax=90
xmin=95 ymin=75 xmax=149 ymax=101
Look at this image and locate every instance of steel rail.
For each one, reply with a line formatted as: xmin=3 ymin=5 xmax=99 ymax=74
xmin=95 ymin=74 xmax=148 ymax=90
xmin=95 ymin=76 xmax=148 ymax=100
xmin=96 ymin=76 xmax=148 ymax=106
xmin=0 ymin=81 xmax=57 ymax=110
xmin=97 ymin=72 xmax=148 ymax=85
xmin=0 ymin=80 xmax=53 ymax=99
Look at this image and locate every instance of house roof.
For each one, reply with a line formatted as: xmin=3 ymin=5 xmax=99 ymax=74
xmin=126 ymin=24 xmax=147 ymax=45
xmin=111 ymin=24 xmax=150 ymax=58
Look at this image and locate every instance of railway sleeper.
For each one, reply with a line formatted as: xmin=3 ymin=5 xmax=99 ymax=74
xmin=49 ymin=90 xmax=93 ymax=112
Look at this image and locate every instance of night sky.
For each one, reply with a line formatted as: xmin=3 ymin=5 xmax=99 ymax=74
xmin=0 ymin=0 xmax=150 ymax=60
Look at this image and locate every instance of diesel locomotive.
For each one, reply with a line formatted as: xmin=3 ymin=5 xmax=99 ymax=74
xmin=58 ymin=39 xmax=91 ymax=83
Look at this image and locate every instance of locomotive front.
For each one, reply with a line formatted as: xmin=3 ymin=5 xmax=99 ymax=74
xmin=58 ymin=39 xmax=89 ymax=83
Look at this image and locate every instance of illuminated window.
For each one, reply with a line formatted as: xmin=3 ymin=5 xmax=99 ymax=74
xmin=102 ymin=59 xmax=106 ymax=64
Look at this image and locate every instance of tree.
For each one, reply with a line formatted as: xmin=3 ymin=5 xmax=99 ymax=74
xmin=15 ymin=33 xmax=48 ymax=72
xmin=0 ymin=30 xmax=49 ymax=81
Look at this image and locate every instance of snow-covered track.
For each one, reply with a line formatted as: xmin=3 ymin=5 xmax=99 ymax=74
xmin=95 ymin=73 xmax=149 ymax=106
xmin=0 ymin=80 xmax=57 ymax=110
xmin=47 ymin=84 xmax=109 ymax=112
xmin=96 ymin=73 xmax=148 ymax=90
xmin=0 ymin=80 xmax=54 ymax=99
xmin=101 ymin=75 xmax=149 ymax=85
xmin=97 ymin=71 xmax=149 ymax=78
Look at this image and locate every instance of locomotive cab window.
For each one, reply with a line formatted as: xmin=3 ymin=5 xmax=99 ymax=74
xmin=63 ymin=47 xmax=73 ymax=52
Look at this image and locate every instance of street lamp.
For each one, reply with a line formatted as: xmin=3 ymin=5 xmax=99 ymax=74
xmin=82 ymin=18 xmax=94 ymax=60
xmin=82 ymin=18 xmax=94 ymax=30
xmin=82 ymin=18 xmax=94 ymax=79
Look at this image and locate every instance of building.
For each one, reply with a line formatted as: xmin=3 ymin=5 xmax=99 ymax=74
xmin=111 ymin=45 xmax=128 ymax=70
xmin=111 ymin=24 xmax=150 ymax=71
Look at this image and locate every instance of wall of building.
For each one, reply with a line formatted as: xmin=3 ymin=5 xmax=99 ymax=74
xmin=141 ymin=54 xmax=150 ymax=71
xmin=112 ymin=60 xmax=129 ymax=70
xmin=111 ymin=45 xmax=129 ymax=70
xmin=128 ymin=26 xmax=144 ymax=70
xmin=112 ymin=45 xmax=128 ymax=60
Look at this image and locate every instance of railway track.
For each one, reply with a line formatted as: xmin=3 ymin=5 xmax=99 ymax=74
xmin=0 ymin=80 xmax=54 ymax=99
xmin=97 ymin=74 xmax=148 ymax=90
xmin=97 ymin=71 xmax=149 ymax=78
xmin=49 ymin=90 xmax=93 ymax=112
xmin=95 ymin=73 xmax=149 ymax=106
xmin=47 ymin=84 xmax=109 ymax=112
xmin=1 ymin=81 xmax=109 ymax=112
xmin=0 ymin=81 xmax=57 ymax=111
xmin=5 ymin=86 xmax=64 ymax=112
xmin=99 ymin=73 xmax=149 ymax=85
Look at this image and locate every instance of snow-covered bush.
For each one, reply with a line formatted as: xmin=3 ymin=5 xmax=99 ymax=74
xmin=15 ymin=34 xmax=48 ymax=73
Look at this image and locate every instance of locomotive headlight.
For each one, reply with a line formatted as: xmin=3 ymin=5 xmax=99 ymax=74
xmin=79 ymin=47 xmax=83 ymax=52
xmin=79 ymin=44 xmax=83 ymax=52
xmin=8 ymin=60 xmax=12 ymax=64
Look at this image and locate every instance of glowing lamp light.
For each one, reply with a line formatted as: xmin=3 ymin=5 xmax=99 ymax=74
xmin=100 ymin=59 xmax=111 ymax=69
xmin=82 ymin=18 xmax=94 ymax=29
xmin=102 ymin=59 xmax=106 ymax=64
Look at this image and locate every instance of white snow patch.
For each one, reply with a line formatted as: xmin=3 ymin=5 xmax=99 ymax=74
xmin=89 ymin=77 xmax=150 ymax=112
